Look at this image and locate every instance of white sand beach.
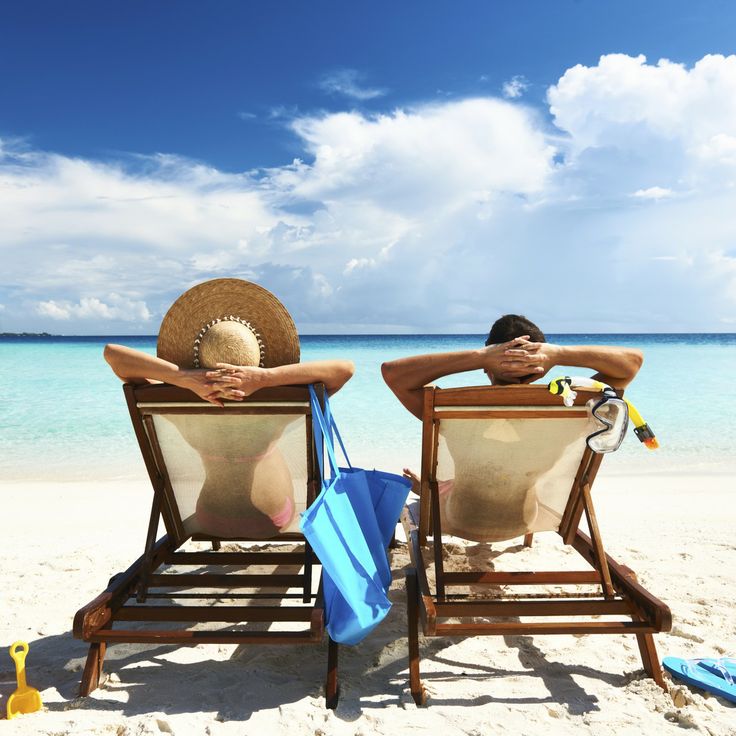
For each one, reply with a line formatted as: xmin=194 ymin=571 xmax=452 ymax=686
xmin=1 ymin=470 xmax=735 ymax=735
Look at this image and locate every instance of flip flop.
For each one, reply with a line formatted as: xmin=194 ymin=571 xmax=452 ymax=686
xmin=663 ymin=657 xmax=736 ymax=704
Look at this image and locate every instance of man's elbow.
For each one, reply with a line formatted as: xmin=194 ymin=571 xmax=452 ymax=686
xmin=629 ymin=349 xmax=644 ymax=374
xmin=619 ymin=348 xmax=644 ymax=386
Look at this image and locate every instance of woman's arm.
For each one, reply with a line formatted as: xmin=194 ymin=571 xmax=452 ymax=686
xmin=103 ymin=344 xmax=241 ymax=406
xmin=208 ymin=360 xmax=355 ymax=397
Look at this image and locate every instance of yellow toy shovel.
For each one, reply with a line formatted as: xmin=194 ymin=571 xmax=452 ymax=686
xmin=6 ymin=641 xmax=43 ymax=719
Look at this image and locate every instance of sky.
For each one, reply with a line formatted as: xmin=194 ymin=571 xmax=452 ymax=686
xmin=2 ymin=1 xmax=736 ymax=334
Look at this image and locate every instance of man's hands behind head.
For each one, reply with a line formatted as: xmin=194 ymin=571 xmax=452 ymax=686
xmin=483 ymin=337 xmax=561 ymax=384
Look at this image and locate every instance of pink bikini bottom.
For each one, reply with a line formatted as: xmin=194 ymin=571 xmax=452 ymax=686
xmin=438 ymin=479 xmax=454 ymax=497
xmin=195 ymin=496 xmax=295 ymax=538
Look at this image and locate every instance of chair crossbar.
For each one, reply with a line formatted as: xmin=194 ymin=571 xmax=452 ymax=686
xmin=433 ymin=599 xmax=632 ymax=618
xmin=144 ymin=591 xmax=315 ymax=601
xmin=163 ymin=551 xmax=312 ymax=566
xmin=115 ymin=605 xmax=316 ymax=622
xmin=89 ymin=629 xmax=321 ymax=645
xmin=433 ymin=621 xmax=658 ymax=637
xmin=440 ymin=570 xmax=602 ymax=585
xmin=148 ymin=573 xmax=309 ymax=588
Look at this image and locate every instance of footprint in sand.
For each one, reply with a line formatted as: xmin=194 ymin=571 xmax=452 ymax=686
xmin=670 ymin=625 xmax=705 ymax=643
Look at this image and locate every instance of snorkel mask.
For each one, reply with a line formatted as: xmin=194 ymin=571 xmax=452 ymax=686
xmin=548 ymin=376 xmax=659 ymax=454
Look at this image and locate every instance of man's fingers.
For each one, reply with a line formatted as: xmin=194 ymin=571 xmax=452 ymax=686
xmin=510 ymin=355 xmax=544 ymax=365
xmin=501 ymin=364 xmax=545 ymax=376
xmin=501 ymin=356 xmax=543 ymax=368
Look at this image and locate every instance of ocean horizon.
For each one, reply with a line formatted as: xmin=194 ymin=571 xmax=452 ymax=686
xmin=2 ymin=332 xmax=734 ymax=482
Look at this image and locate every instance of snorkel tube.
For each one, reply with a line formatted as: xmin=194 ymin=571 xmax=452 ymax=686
xmin=548 ymin=376 xmax=659 ymax=451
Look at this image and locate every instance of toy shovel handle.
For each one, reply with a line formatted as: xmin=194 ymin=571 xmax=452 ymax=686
xmin=9 ymin=641 xmax=29 ymax=689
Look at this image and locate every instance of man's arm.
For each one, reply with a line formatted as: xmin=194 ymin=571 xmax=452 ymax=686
xmin=519 ymin=343 xmax=644 ymax=389
xmin=381 ymin=337 xmax=542 ymax=419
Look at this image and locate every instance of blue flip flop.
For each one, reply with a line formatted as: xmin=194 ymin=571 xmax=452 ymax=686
xmin=663 ymin=657 xmax=736 ymax=704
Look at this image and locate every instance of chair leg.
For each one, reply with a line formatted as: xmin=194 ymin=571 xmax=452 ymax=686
xmin=523 ymin=533 xmax=534 ymax=548
xmin=636 ymin=633 xmax=666 ymax=690
xmin=406 ymin=570 xmax=426 ymax=706
xmin=325 ymin=636 xmax=339 ymax=709
xmin=211 ymin=540 xmax=221 ymax=551
xmin=79 ymin=642 xmax=107 ymax=696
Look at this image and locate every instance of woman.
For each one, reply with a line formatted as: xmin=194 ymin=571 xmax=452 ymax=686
xmin=105 ymin=278 xmax=354 ymax=538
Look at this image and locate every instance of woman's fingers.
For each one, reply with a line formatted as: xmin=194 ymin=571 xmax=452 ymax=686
xmin=204 ymin=392 xmax=224 ymax=407
xmin=207 ymin=374 xmax=240 ymax=386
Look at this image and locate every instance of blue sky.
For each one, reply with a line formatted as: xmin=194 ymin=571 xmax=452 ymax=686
xmin=2 ymin=1 xmax=736 ymax=333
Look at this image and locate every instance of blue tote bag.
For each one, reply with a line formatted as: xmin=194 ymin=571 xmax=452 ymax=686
xmin=300 ymin=386 xmax=411 ymax=645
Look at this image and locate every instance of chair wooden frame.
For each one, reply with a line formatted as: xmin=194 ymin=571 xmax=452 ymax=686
xmin=73 ymin=382 xmax=340 ymax=709
xmin=402 ymin=384 xmax=672 ymax=705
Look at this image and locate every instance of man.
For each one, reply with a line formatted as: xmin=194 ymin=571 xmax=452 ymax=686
xmin=381 ymin=314 xmax=643 ymax=420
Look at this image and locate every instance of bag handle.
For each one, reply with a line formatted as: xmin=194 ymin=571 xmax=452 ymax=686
xmin=323 ymin=393 xmax=353 ymax=470
xmin=308 ymin=385 xmax=340 ymax=483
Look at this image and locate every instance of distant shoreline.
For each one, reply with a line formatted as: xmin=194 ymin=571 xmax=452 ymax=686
xmin=0 ymin=331 xmax=56 ymax=337
xmin=1 ymin=331 xmax=736 ymax=339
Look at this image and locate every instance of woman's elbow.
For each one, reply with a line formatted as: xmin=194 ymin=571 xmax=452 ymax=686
xmin=340 ymin=360 xmax=356 ymax=383
xmin=380 ymin=360 xmax=396 ymax=388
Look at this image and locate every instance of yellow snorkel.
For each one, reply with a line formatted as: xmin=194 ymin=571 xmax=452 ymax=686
xmin=548 ymin=376 xmax=659 ymax=451
xmin=625 ymin=399 xmax=659 ymax=450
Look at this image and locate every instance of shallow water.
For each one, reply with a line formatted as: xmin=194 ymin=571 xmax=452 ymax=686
xmin=1 ymin=333 xmax=734 ymax=480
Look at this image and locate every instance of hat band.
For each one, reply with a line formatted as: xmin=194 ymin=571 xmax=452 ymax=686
xmin=192 ymin=316 xmax=265 ymax=368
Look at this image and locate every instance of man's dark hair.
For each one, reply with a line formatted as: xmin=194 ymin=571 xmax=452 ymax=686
xmin=485 ymin=314 xmax=545 ymax=345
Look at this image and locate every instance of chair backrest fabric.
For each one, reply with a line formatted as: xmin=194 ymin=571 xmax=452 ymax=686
xmin=134 ymin=392 xmax=313 ymax=541
xmin=427 ymin=387 xmax=600 ymax=543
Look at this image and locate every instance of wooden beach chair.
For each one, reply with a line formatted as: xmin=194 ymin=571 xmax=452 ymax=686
xmin=402 ymin=384 xmax=671 ymax=705
xmin=74 ymin=382 xmax=340 ymax=708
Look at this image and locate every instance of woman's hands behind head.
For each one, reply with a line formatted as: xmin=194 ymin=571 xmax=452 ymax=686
xmin=206 ymin=363 xmax=270 ymax=398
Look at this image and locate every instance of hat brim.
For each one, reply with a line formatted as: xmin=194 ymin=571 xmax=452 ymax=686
xmin=157 ymin=278 xmax=300 ymax=368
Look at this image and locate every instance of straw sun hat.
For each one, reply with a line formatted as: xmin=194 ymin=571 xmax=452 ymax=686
xmin=157 ymin=278 xmax=300 ymax=369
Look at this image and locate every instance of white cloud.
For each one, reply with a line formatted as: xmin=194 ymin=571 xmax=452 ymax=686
xmin=282 ymin=99 xmax=554 ymax=213
xmin=4 ymin=54 xmax=736 ymax=333
xmin=502 ymin=75 xmax=529 ymax=99
xmin=632 ymin=186 xmax=674 ymax=200
xmin=344 ymin=257 xmax=375 ymax=274
xmin=318 ymin=69 xmax=386 ymax=100
xmin=36 ymin=295 xmax=151 ymax=321
xmin=548 ymin=53 xmax=736 ymax=179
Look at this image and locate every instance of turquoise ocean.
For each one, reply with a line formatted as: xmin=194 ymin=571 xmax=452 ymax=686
xmin=1 ymin=334 xmax=734 ymax=481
